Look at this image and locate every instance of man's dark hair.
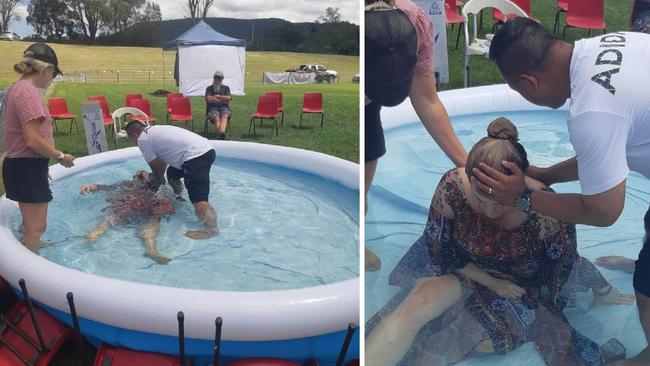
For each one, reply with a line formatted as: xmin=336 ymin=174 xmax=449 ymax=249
xmin=489 ymin=17 xmax=558 ymax=79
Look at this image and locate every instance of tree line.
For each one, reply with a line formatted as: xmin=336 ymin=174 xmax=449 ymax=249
xmin=0 ymin=1 xmax=358 ymax=55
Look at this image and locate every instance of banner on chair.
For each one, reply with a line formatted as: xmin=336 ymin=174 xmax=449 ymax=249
xmin=263 ymin=72 xmax=316 ymax=84
xmin=413 ymin=0 xmax=450 ymax=84
xmin=82 ymin=102 xmax=109 ymax=155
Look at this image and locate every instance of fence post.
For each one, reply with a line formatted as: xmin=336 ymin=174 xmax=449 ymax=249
xmin=116 ymin=70 xmax=119 ymax=83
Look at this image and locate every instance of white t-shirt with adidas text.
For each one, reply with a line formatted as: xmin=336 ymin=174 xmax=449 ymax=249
xmin=568 ymin=31 xmax=650 ymax=195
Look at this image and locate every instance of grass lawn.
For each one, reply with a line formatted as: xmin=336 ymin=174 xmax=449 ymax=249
xmin=0 ymin=42 xmax=360 ymax=85
xmin=49 ymin=81 xmax=359 ymax=162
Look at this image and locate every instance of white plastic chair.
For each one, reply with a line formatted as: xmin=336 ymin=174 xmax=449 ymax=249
xmin=111 ymin=107 xmax=149 ymax=148
xmin=462 ymin=0 xmax=528 ymax=87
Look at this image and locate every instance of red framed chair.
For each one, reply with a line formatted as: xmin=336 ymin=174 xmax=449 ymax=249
xmin=264 ymin=91 xmax=284 ymax=125
xmin=87 ymin=96 xmax=113 ymax=130
xmin=169 ymin=97 xmax=194 ymax=130
xmin=88 ymin=95 xmax=107 ymax=103
xmin=562 ymin=0 xmax=606 ymax=38
xmin=300 ymin=93 xmax=324 ymax=128
xmin=249 ymin=95 xmax=280 ymax=136
xmin=48 ymin=97 xmax=78 ymax=134
xmin=445 ymin=0 xmax=464 ymax=49
xmin=166 ymin=92 xmax=184 ymax=123
xmin=553 ymin=0 xmax=569 ymax=34
xmin=124 ymin=93 xmax=143 ymax=108
xmin=0 ymin=301 xmax=74 ymax=366
xmin=130 ymin=98 xmax=157 ymax=124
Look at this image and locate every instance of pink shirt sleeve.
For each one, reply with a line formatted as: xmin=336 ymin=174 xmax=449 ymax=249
xmin=397 ymin=0 xmax=435 ymax=77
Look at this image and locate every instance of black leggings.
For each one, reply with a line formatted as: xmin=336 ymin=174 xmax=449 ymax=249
xmin=633 ymin=207 xmax=650 ymax=296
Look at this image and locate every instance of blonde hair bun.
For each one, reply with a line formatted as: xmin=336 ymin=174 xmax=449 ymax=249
xmin=487 ymin=117 xmax=518 ymax=141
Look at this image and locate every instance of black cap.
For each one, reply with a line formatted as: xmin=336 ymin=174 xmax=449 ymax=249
xmin=365 ymin=9 xmax=418 ymax=107
xmin=124 ymin=119 xmax=146 ymax=132
xmin=23 ymin=43 xmax=62 ymax=76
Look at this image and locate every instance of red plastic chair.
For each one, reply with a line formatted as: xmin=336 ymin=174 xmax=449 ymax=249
xmin=166 ymin=92 xmax=184 ymax=122
xmin=169 ymin=97 xmax=194 ymax=130
xmin=130 ymin=98 xmax=157 ymax=124
xmin=48 ymin=97 xmax=78 ymax=134
xmin=87 ymin=96 xmax=113 ymax=127
xmin=249 ymin=95 xmax=279 ymax=136
xmin=124 ymin=93 xmax=143 ymax=108
xmin=264 ymin=91 xmax=284 ymax=125
xmin=554 ymin=0 xmax=569 ymax=33
xmin=445 ymin=0 xmax=464 ymax=49
xmin=0 ymin=301 xmax=74 ymax=366
xmin=300 ymin=93 xmax=324 ymax=128
xmin=563 ymin=0 xmax=606 ymax=38
xmin=492 ymin=0 xmax=532 ymax=24
xmin=88 ymin=95 xmax=107 ymax=103
xmin=92 ymin=343 xmax=186 ymax=366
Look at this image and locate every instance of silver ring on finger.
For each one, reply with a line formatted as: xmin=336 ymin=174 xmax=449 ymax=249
xmin=488 ymin=187 xmax=493 ymax=195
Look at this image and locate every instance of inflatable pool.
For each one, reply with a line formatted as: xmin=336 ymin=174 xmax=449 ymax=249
xmin=0 ymin=141 xmax=359 ymax=365
xmin=366 ymin=84 xmax=647 ymax=365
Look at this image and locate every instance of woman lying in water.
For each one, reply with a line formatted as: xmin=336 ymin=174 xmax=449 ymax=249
xmin=79 ymin=170 xmax=176 ymax=264
xmin=365 ymin=118 xmax=635 ymax=366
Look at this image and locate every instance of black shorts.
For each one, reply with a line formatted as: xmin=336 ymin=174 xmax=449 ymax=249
xmin=2 ymin=157 xmax=52 ymax=203
xmin=633 ymin=206 xmax=650 ymax=296
xmin=365 ymin=101 xmax=386 ymax=162
xmin=166 ymin=149 xmax=215 ymax=203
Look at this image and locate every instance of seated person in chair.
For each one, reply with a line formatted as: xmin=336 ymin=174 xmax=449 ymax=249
xmin=205 ymin=70 xmax=232 ymax=140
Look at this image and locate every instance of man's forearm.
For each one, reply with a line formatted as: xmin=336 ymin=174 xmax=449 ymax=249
xmin=531 ymin=189 xmax=619 ymax=227
xmin=148 ymin=160 xmax=168 ymax=183
xmin=543 ymin=157 xmax=579 ymax=185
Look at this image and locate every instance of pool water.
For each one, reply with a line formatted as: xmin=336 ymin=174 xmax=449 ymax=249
xmin=13 ymin=157 xmax=359 ymax=291
xmin=365 ymin=110 xmax=648 ymax=364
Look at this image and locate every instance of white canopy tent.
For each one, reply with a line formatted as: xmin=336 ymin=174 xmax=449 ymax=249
xmin=164 ymin=20 xmax=246 ymax=96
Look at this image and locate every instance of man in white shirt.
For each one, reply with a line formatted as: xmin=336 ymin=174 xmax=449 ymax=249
xmin=126 ymin=122 xmax=218 ymax=239
xmin=471 ymin=18 xmax=650 ymax=365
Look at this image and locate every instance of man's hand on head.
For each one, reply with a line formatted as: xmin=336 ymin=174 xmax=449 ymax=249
xmin=471 ymin=161 xmax=527 ymax=206
xmin=146 ymin=175 xmax=163 ymax=192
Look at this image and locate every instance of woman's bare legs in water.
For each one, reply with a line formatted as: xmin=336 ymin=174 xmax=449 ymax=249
xmin=366 ymin=274 xmax=463 ymax=366
xmin=18 ymin=202 xmax=49 ymax=253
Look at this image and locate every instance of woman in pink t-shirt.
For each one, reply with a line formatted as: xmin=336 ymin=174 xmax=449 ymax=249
xmin=2 ymin=43 xmax=75 ymax=253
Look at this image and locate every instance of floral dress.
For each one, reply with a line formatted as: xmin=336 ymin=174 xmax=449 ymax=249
xmin=366 ymin=169 xmax=625 ymax=366
xmin=99 ymin=181 xmax=175 ymax=225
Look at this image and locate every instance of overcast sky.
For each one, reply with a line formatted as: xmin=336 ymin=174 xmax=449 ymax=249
xmin=9 ymin=0 xmax=359 ymax=37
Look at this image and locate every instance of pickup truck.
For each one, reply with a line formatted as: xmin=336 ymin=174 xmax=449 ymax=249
xmin=285 ymin=64 xmax=338 ymax=83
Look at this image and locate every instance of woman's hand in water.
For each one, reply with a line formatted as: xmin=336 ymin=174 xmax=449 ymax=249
xmin=488 ymin=278 xmax=526 ymax=299
xmin=79 ymin=184 xmax=97 ymax=195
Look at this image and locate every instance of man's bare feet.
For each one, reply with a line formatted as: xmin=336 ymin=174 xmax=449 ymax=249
xmin=595 ymin=256 xmax=636 ymax=273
